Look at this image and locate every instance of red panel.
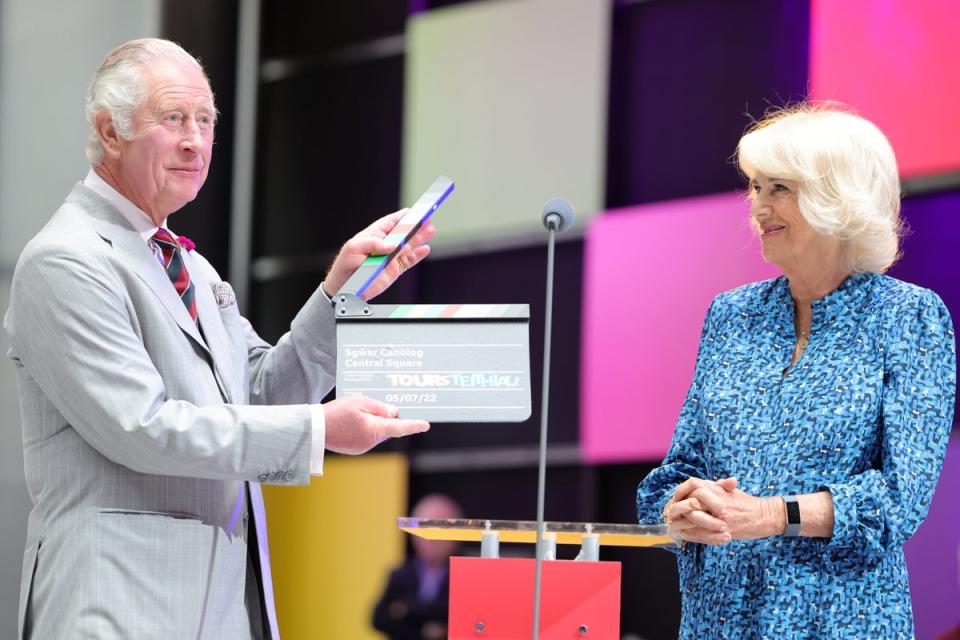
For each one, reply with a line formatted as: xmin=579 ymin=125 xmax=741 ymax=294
xmin=449 ymin=557 xmax=621 ymax=639
xmin=810 ymin=0 xmax=960 ymax=177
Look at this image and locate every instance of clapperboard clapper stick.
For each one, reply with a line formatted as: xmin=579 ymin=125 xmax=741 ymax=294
xmin=332 ymin=176 xmax=533 ymax=423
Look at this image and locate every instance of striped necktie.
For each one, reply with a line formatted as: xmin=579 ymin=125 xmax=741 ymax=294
xmin=152 ymin=228 xmax=198 ymax=321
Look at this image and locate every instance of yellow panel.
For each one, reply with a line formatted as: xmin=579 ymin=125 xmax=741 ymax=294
xmin=263 ymin=454 xmax=408 ymax=639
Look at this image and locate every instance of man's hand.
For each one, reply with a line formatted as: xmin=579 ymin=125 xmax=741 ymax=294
xmin=664 ymin=476 xmax=785 ymax=545
xmin=323 ymin=395 xmax=430 ymax=455
xmin=322 ymin=209 xmax=437 ymax=300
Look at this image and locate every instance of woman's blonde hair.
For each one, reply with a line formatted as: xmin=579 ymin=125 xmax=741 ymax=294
xmin=736 ymin=104 xmax=903 ymax=273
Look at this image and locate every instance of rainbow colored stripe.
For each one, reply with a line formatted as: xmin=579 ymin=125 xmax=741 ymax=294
xmin=385 ymin=304 xmax=527 ymax=319
xmin=340 ymin=176 xmax=454 ymax=297
xmin=336 ymin=303 xmax=528 ymax=321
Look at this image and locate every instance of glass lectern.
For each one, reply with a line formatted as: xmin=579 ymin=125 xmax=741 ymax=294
xmin=399 ymin=518 xmax=676 ymax=638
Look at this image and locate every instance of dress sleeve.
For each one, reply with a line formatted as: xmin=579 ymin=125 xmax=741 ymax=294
xmin=636 ymin=297 xmax=720 ymax=525
xmin=822 ymin=288 xmax=956 ymax=567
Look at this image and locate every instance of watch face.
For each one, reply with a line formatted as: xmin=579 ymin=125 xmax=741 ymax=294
xmin=786 ymin=499 xmax=801 ymax=524
xmin=784 ymin=498 xmax=802 ymax=536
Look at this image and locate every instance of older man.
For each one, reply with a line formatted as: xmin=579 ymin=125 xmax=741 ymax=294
xmin=5 ymin=38 xmax=431 ymax=639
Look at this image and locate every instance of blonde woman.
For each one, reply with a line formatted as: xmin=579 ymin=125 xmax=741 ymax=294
xmin=636 ymin=105 xmax=956 ymax=639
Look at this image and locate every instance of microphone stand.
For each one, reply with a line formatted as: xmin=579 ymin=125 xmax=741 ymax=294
xmin=531 ymin=213 xmax=559 ymax=640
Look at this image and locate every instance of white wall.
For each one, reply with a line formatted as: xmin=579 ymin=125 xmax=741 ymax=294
xmin=0 ymin=1 xmax=159 ymax=634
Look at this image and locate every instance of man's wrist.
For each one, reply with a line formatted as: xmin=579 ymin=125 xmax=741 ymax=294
xmin=320 ymin=281 xmax=333 ymax=299
xmin=308 ymin=404 xmax=326 ymax=476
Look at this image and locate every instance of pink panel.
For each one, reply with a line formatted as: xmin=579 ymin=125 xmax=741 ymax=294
xmin=810 ymin=0 xmax=960 ymax=177
xmin=580 ymin=193 xmax=778 ymax=464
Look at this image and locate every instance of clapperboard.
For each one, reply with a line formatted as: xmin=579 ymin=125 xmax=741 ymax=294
xmin=333 ymin=177 xmax=532 ymax=422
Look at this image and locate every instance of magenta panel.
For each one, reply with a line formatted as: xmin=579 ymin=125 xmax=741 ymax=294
xmin=580 ymin=193 xmax=778 ymax=464
xmin=810 ymin=0 xmax=960 ymax=177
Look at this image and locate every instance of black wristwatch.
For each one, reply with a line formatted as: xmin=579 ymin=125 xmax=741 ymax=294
xmin=782 ymin=495 xmax=801 ymax=537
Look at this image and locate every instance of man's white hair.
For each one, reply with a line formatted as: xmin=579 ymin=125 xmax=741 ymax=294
xmin=737 ymin=104 xmax=903 ymax=274
xmin=85 ymin=38 xmax=212 ymax=165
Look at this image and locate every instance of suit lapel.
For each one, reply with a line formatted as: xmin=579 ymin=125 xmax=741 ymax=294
xmin=185 ymin=251 xmax=240 ymax=404
xmin=66 ymin=184 xmax=210 ymax=356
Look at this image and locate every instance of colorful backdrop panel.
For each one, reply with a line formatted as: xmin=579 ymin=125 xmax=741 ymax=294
xmin=403 ymin=0 xmax=609 ymax=249
xmin=607 ymin=0 xmax=809 ymax=208
xmin=264 ymin=454 xmax=408 ymax=640
xmin=905 ymin=434 xmax=960 ymax=640
xmin=581 ymin=193 xmax=779 ymax=464
xmin=890 ymin=190 xmax=960 ymax=324
xmin=889 ymin=189 xmax=960 ymax=404
xmin=810 ymin=0 xmax=960 ymax=177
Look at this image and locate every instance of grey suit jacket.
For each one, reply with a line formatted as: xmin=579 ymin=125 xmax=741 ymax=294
xmin=4 ymin=183 xmax=337 ymax=639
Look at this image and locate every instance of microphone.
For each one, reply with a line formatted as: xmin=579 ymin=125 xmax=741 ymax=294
xmin=531 ymin=197 xmax=575 ymax=640
xmin=540 ymin=198 xmax=576 ymax=233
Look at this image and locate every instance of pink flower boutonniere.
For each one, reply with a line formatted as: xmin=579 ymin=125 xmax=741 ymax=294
xmin=179 ymin=235 xmax=196 ymax=252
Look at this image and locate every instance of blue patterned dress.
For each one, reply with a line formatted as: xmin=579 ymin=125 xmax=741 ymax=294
xmin=636 ymin=273 xmax=956 ymax=639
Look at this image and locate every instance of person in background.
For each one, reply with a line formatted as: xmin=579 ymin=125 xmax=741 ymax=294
xmin=373 ymin=494 xmax=463 ymax=640
xmin=636 ymin=104 xmax=956 ymax=639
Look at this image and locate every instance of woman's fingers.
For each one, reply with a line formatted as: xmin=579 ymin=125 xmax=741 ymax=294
xmin=690 ymin=486 xmax=729 ymax=516
xmin=666 ymin=477 xmax=741 ymax=545
xmin=667 ymin=502 xmax=727 ymax=533
xmin=676 ymin=527 xmax=733 ymax=546
xmin=682 ymin=509 xmax=728 ymax=532
xmin=667 ymin=487 xmax=728 ymax=520
xmin=671 ymin=477 xmax=713 ymax=503
xmin=716 ymin=476 xmax=739 ymax=492
xmin=671 ymin=475 xmax=737 ymax=505
xmin=665 ymin=497 xmax=703 ymax=520
xmin=667 ymin=517 xmax=700 ymax=532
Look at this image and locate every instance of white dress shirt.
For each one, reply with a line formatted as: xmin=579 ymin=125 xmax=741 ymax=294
xmin=83 ymin=168 xmax=325 ymax=476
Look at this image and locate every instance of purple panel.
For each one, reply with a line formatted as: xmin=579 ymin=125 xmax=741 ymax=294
xmin=606 ymin=0 xmax=809 ymax=207
xmin=864 ymin=190 xmax=960 ymax=636
xmin=905 ymin=434 xmax=960 ymax=640
xmin=888 ymin=189 xmax=960 ymax=414
xmin=890 ymin=189 xmax=960 ymax=317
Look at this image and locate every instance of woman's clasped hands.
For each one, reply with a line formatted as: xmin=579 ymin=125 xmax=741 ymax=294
xmin=663 ymin=477 xmax=786 ymax=546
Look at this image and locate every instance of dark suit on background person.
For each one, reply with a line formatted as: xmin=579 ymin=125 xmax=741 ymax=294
xmin=373 ymin=559 xmax=451 ymax=640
